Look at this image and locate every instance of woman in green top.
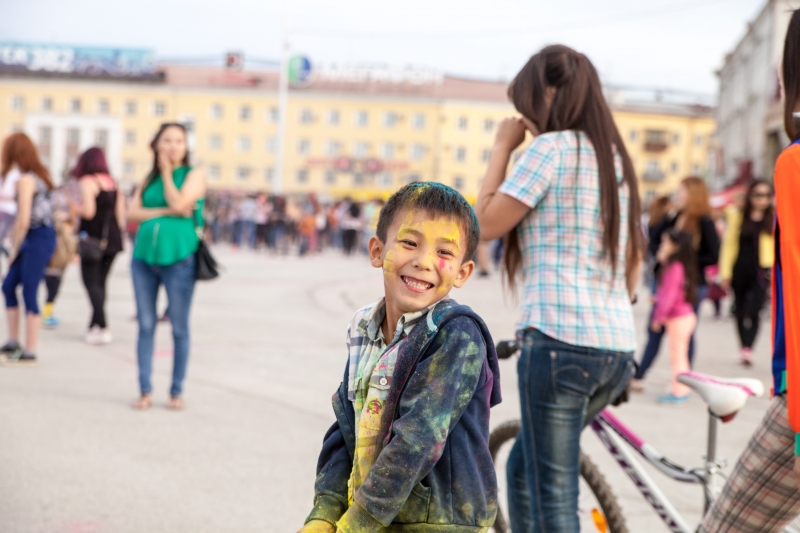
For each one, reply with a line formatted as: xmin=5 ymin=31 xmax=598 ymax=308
xmin=128 ymin=123 xmax=206 ymax=410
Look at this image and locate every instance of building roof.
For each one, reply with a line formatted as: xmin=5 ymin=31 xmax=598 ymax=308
xmin=159 ymin=63 xmax=511 ymax=102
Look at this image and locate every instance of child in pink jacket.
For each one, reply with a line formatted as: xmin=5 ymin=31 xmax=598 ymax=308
xmin=651 ymin=229 xmax=699 ymax=404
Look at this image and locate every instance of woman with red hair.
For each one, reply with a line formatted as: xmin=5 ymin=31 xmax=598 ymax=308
xmin=0 ymin=132 xmax=56 ymax=366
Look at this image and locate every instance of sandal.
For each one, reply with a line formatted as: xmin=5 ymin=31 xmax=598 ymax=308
xmin=167 ymin=396 xmax=184 ymax=410
xmin=132 ymin=394 xmax=153 ymax=410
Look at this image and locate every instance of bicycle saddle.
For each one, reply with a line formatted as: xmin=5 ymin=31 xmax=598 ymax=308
xmin=677 ymin=371 xmax=764 ymax=421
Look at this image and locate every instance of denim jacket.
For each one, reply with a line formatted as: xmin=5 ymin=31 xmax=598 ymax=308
xmin=305 ymin=300 xmax=502 ymax=532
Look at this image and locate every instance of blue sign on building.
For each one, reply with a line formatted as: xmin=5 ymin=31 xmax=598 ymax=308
xmin=0 ymin=43 xmax=157 ymax=78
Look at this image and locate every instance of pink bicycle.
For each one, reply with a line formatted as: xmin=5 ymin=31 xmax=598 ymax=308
xmin=489 ymin=340 xmax=800 ymax=533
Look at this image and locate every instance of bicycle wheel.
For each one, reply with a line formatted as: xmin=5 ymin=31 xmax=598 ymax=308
xmin=489 ymin=419 xmax=629 ymax=533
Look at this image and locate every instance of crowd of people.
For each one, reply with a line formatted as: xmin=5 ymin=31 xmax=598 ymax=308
xmin=1 ymin=12 xmax=800 ymax=533
xmin=201 ymin=193 xmax=385 ymax=257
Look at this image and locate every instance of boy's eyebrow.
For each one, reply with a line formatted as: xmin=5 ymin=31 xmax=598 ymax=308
xmin=398 ymin=228 xmax=461 ymax=249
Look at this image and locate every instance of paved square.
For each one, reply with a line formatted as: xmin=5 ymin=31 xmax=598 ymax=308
xmin=0 ymin=248 xmax=775 ymax=532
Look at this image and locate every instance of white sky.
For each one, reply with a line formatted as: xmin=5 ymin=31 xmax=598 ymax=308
xmin=0 ymin=0 xmax=767 ymax=97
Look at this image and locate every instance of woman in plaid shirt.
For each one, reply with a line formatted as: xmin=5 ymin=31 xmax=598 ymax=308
xmin=476 ymin=45 xmax=642 ymax=533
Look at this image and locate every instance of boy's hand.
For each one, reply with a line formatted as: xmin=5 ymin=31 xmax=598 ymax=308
xmin=296 ymin=519 xmax=335 ymax=533
xmin=494 ymin=117 xmax=527 ymax=153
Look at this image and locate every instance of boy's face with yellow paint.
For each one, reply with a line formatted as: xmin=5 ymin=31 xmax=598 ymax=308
xmin=369 ymin=208 xmax=475 ymax=318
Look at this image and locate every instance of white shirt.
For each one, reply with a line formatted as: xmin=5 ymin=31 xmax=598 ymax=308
xmin=0 ymin=168 xmax=20 ymax=215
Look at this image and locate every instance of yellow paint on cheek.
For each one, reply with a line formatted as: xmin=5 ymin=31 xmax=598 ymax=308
xmin=384 ymin=249 xmax=396 ymax=276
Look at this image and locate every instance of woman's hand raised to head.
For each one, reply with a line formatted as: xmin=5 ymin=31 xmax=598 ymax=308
xmin=494 ymin=118 xmax=528 ymax=153
xmin=158 ymin=151 xmax=173 ymax=181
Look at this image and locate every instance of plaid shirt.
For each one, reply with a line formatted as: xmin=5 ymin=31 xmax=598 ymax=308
xmin=345 ymin=298 xmax=442 ymax=501
xmin=498 ymin=130 xmax=636 ymax=352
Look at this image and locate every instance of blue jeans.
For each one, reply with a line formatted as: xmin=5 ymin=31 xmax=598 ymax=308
xmin=2 ymin=226 xmax=56 ymax=314
xmin=238 ymin=220 xmax=257 ymax=249
xmin=507 ymin=329 xmax=634 ymax=533
xmin=635 ymin=284 xmax=708 ymax=380
xmin=131 ymin=255 xmax=196 ymax=397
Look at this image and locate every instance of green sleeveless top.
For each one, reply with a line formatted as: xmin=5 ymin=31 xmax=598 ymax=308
xmin=133 ymin=166 xmax=204 ymax=266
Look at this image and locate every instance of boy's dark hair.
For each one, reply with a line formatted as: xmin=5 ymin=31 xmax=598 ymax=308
xmin=376 ymin=182 xmax=480 ymax=262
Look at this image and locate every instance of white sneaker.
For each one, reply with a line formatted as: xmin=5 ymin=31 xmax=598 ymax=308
xmin=84 ymin=326 xmax=102 ymax=345
xmin=99 ymin=328 xmax=112 ymax=345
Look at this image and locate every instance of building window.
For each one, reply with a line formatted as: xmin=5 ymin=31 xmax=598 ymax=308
xmin=237 ymin=136 xmax=251 ymax=152
xmin=692 ymin=163 xmax=701 ymax=174
xmin=457 ymin=116 xmax=468 ymax=131
xmin=405 ymin=174 xmax=420 ymax=184
xmin=126 ymin=100 xmax=137 ymax=116
xmin=125 ymin=130 xmax=136 ymax=146
xmin=38 ymin=126 xmax=52 ymax=160
xmin=643 ymin=160 xmax=665 ymax=182
xmin=153 ymin=101 xmax=166 ymax=116
xmin=325 ymin=170 xmax=337 ymax=185
xmin=123 ymin=161 xmax=135 ymax=178
xmin=326 ymin=140 xmax=341 ymax=156
xmin=98 ymin=99 xmax=109 ymax=115
xmin=353 ymin=141 xmax=370 ymax=158
xmin=379 ymin=172 xmax=393 ymax=188
xmin=95 ymin=129 xmax=108 ymax=150
xmin=644 ymin=130 xmax=668 ymax=152
xmin=297 ymin=139 xmax=310 ymax=155
xmin=482 ymin=148 xmax=492 ymax=163
xmin=209 ymin=134 xmax=222 ymax=150
xmin=297 ymin=170 xmax=309 ymax=183
xmin=266 ymin=137 xmax=277 ymax=153
xmin=264 ymin=167 xmax=274 ymax=183
xmin=70 ymin=98 xmax=81 ymax=113
xmin=483 ymin=119 xmax=495 ymax=133
xmin=41 ymin=97 xmax=52 ymax=112
xmin=327 ymin=109 xmax=340 ymax=125
xmin=670 ymin=161 xmax=678 ymax=173
xmin=383 ymin=112 xmax=398 ymax=128
xmin=381 ymin=143 xmax=395 ymax=159
xmin=10 ymin=124 xmax=23 ymax=133
xmin=694 ymin=134 xmax=704 ymax=146
xmin=237 ymin=167 xmax=251 ymax=181
xmin=410 ymin=144 xmax=426 ymax=161
xmin=672 ymin=133 xmax=680 ymax=144
xmin=455 ymin=147 xmax=467 ymax=162
xmin=269 ymin=107 xmax=279 ymax=123
xmin=10 ymin=95 xmax=24 ymax=110
xmin=299 ymin=108 xmax=313 ymax=124
xmin=208 ymin=165 xmax=221 ymax=181
xmin=240 ymin=105 xmax=252 ymax=121
xmin=630 ymin=130 xmax=638 ymax=142
xmin=411 ymin=113 xmax=426 ymax=129
xmin=210 ymin=104 xmax=223 ymax=120
xmin=67 ymin=127 xmax=80 ymax=148
xmin=354 ymin=110 xmax=368 ymax=127
xmin=353 ymin=173 xmax=365 ymax=186
xmin=454 ymin=176 xmax=465 ymax=190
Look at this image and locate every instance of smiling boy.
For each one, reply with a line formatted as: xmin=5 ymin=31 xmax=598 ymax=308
xmin=298 ymin=183 xmax=502 ymax=533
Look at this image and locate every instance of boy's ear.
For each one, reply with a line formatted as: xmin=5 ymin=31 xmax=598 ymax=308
xmin=368 ymin=235 xmax=385 ymax=268
xmin=452 ymin=259 xmax=475 ymax=289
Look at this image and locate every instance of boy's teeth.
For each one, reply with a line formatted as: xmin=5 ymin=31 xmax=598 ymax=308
xmin=404 ymin=277 xmax=431 ymax=290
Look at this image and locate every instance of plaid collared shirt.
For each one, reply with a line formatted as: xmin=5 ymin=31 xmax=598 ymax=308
xmin=345 ymin=297 xmax=442 ymax=502
xmin=498 ymin=130 xmax=636 ymax=352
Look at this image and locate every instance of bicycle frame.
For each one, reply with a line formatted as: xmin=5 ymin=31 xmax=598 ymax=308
xmin=590 ymin=408 xmax=721 ymax=533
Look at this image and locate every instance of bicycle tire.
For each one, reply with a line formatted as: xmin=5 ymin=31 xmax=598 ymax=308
xmin=489 ymin=419 xmax=629 ymax=533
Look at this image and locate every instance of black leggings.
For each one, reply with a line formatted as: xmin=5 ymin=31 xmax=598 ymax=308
xmin=81 ymin=253 xmax=117 ymax=328
xmin=45 ymin=275 xmax=62 ymax=304
xmin=733 ymin=275 xmax=768 ymax=349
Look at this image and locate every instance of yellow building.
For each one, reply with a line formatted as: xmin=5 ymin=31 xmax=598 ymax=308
xmin=0 ymin=44 xmax=714 ymax=204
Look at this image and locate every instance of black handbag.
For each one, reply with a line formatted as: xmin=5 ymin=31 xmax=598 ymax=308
xmin=79 ymin=202 xmax=112 ymax=262
xmin=194 ymin=218 xmax=219 ymax=281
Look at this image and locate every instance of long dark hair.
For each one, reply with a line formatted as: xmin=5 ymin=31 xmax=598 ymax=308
xmin=742 ymin=179 xmax=774 ymax=235
xmin=0 ymin=132 xmax=53 ymax=189
xmin=783 ymin=9 xmax=800 ymax=141
xmin=70 ymin=146 xmax=110 ymax=178
xmin=663 ymin=228 xmax=698 ymax=305
xmin=144 ymin=123 xmax=190 ymax=189
xmin=504 ymin=45 xmax=642 ymax=289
